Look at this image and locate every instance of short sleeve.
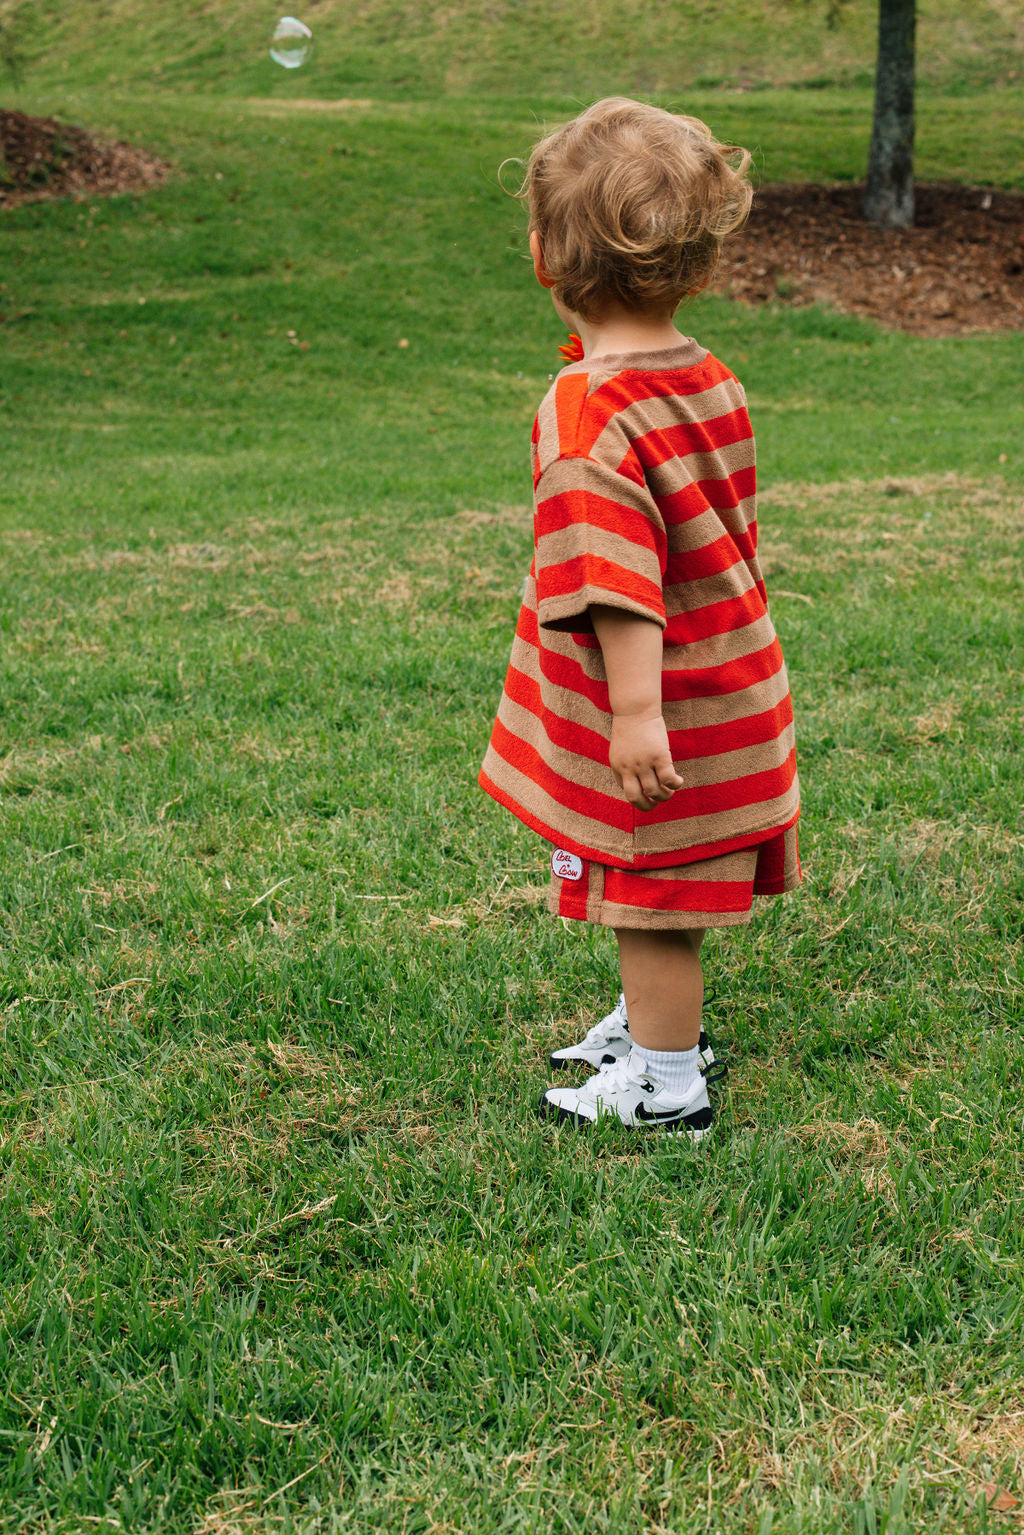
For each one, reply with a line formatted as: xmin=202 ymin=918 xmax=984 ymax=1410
xmin=533 ymin=454 xmax=667 ymax=635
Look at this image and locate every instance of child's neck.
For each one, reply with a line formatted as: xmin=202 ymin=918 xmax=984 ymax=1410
xmin=574 ymin=305 xmax=686 ymax=360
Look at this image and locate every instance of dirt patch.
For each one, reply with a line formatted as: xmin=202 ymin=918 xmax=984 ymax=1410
xmin=0 ymin=108 xmax=171 ymax=208
xmin=718 ymin=181 xmax=1024 ymax=336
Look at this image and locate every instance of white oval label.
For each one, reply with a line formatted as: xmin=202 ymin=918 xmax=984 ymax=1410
xmin=551 ymin=849 xmax=584 ymax=882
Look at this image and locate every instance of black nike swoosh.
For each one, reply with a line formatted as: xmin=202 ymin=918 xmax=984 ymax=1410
xmin=635 ymin=1104 xmax=695 ymax=1124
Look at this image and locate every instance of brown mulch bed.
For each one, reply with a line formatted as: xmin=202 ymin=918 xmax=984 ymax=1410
xmin=0 ymin=108 xmax=171 ymax=208
xmin=718 ymin=181 xmax=1024 ymax=335
xmin=3 ymin=108 xmax=1022 ymax=336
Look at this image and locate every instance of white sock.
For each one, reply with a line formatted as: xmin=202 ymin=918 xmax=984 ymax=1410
xmin=633 ymin=1042 xmax=702 ymax=1099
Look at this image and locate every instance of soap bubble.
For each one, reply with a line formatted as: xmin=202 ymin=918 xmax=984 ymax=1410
xmin=270 ymin=16 xmax=313 ymax=69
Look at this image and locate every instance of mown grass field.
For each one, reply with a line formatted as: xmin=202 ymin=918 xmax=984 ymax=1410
xmin=5 ymin=0 xmax=1024 ymax=97
xmin=2 ymin=5 xmax=1024 ymax=1531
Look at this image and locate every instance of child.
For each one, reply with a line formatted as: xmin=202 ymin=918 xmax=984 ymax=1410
xmin=479 ymin=98 xmax=801 ymax=1138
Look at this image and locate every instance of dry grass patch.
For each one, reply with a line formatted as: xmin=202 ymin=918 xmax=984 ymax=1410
xmin=758 ymin=471 xmax=1006 ymax=509
xmin=425 ymin=878 xmax=547 ymax=931
xmin=242 ymin=97 xmax=375 ymax=114
xmin=710 ymin=1388 xmax=1024 ymax=1517
xmin=59 ymin=541 xmax=232 ymax=574
xmin=0 ymin=528 xmax=51 ymax=546
xmin=392 ymin=1122 xmax=436 ymax=1148
xmin=787 ymin=1115 xmax=898 ymax=1172
xmin=377 ymin=572 xmax=414 ymax=609
xmin=951 ymin=1401 xmax=1024 ymax=1488
xmin=188 ymin=1107 xmax=359 ymax=1165
xmin=21 ymin=508 xmax=528 ymax=628
xmin=82 ymin=878 xmax=160 ymax=908
xmin=227 ymin=599 xmax=304 ymax=625
xmin=910 ymin=700 xmax=962 ymax=743
xmin=231 ymin=731 xmax=310 ymax=763
xmin=797 ymin=813 xmax=1015 ymax=961
xmin=758 ymin=473 xmax=1021 ymax=586
xmin=901 ymin=817 xmax=1023 ymax=863
xmin=203 ymin=1039 xmax=356 ymax=1085
xmin=0 ymin=736 xmax=108 ymax=787
xmin=828 ymin=813 xmax=1023 ymax=866
xmin=455 ymin=504 xmax=531 ymax=529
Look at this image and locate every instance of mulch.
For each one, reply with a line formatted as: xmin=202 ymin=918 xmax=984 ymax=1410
xmin=0 ymin=108 xmax=170 ymax=209
xmin=2 ymin=108 xmax=1023 ymax=336
xmin=717 ymin=180 xmax=1024 ymax=336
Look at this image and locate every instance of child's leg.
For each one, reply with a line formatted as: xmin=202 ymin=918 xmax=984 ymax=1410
xmin=538 ymin=924 xmax=714 ymax=1132
xmin=615 ymin=927 xmax=705 ymax=1052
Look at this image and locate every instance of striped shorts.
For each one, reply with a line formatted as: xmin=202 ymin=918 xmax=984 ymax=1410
xmin=547 ymin=823 xmax=801 ymax=931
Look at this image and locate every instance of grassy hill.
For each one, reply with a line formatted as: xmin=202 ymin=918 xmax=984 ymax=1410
xmin=2 ymin=0 xmax=1024 ymax=100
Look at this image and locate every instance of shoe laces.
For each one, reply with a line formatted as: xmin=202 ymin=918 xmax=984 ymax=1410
xmin=582 ymin=994 xmax=628 ymax=1047
xmin=581 ymin=1021 xmax=614 ymax=1048
xmin=592 ymin=1050 xmax=715 ymax=1107
xmin=590 ymin=1051 xmax=649 ymax=1094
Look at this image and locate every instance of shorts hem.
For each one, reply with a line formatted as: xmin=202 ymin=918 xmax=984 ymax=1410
xmin=547 ymin=891 xmax=773 ymax=930
xmin=546 ymin=823 xmax=801 ymax=930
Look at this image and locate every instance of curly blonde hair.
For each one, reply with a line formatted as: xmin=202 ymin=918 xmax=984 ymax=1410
xmin=519 ymin=97 xmax=752 ymax=321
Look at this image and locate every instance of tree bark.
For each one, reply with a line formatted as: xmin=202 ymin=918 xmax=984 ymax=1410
xmin=863 ymin=0 xmax=916 ymax=228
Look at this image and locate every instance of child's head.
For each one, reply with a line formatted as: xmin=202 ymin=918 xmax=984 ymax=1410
xmin=520 ymin=97 xmax=752 ymax=322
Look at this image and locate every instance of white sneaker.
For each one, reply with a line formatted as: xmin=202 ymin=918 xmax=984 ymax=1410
xmin=548 ymin=993 xmax=716 ymax=1073
xmin=538 ymin=1047 xmax=724 ymax=1140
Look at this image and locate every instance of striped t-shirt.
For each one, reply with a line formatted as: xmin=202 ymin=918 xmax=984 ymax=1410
xmin=479 ymin=337 xmax=800 ymax=870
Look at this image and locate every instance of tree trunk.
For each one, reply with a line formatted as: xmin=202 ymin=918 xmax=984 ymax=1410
xmin=863 ymin=0 xmax=916 ymax=228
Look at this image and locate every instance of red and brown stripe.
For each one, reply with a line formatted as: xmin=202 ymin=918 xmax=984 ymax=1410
xmin=480 ymin=338 xmax=800 ymax=870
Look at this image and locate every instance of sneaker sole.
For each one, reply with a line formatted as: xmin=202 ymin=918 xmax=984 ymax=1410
xmin=536 ymin=1090 xmax=715 ymax=1140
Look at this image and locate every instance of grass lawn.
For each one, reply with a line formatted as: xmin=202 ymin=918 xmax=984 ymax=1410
xmin=1 ymin=8 xmax=1023 ymax=1530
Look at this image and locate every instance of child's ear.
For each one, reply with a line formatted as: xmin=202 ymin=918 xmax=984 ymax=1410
xmin=529 ymin=229 xmax=558 ymax=290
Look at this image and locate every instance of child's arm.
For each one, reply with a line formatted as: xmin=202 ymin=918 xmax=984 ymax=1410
xmin=590 ymin=605 xmax=685 ymax=812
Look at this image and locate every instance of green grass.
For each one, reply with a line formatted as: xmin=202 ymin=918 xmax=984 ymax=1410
xmin=2 ymin=11 xmax=1024 ymax=1530
xmin=4 ymin=0 xmax=1024 ymax=98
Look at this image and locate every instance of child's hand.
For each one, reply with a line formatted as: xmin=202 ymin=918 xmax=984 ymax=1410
xmin=608 ymin=711 xmax=685 ymax=811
